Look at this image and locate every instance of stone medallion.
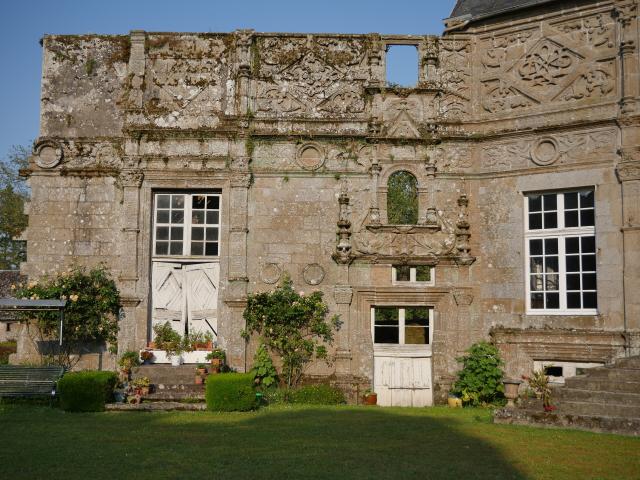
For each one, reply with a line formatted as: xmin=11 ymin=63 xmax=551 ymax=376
xmin=296 ymin=143 xmax=325 ymax=170
xmin=33 ymin=139 xmax=63 ymax=169
xmin=530 ymin=137 xmax=559 ymax=166
xmin=260 ymin=263 xmax=282 ymax=284
xmin=302 ymin=263 xmax=325 ymax=285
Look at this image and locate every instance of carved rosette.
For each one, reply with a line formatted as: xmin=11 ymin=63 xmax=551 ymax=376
xmin=33 ymin=139 xmax=63 ymax=169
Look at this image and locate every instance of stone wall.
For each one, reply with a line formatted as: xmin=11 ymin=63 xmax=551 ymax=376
xmin=20 ymin=0 xmax=640 ymax=398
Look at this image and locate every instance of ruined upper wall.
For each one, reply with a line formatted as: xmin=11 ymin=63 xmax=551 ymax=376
xmin=37 ymin=0 xmax=633 ymax=151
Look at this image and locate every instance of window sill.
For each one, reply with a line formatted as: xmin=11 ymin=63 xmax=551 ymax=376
xmin=525 ymin=309 xmax=598 ymax=316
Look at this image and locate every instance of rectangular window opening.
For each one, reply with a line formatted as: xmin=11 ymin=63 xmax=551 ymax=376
xmin=392 ymin=265 xmax=434 ymax=285
xmin=372 ymin=306 xmax=432 ymax=346
xmin=386 ymin=45 xmax=418 ymax=87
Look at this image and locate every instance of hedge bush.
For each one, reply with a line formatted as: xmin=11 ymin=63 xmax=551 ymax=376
xmin=58 ymin=370 xmax=118 ymax=412
xmin=205 ymin=373 xmax=257 ymax=412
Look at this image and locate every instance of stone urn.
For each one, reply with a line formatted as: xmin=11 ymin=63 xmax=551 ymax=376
xmin=503 ymin=378 xmax=522 ymax=408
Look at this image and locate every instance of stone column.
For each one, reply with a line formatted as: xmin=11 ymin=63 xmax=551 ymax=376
xmin=333 ymin=285 xmax=353 ymax=376
xmin=234 ymin=29 xmax=254 ymax=116
xmin=367 ymin=34 xmax=384 ymax=87
xmin=616 ymin=2 xmax=639 ymax=114
xmin=126 ymin=30 xmax=146 ymax=110
xmin=617 ymin=150 xmax=640 ymax=355
xmin=117 ymin=168 xmax=144 ymax=352
xmin=224 ymin=170 xmax=251 ymax=370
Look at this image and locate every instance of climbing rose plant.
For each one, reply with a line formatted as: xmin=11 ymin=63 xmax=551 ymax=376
xmin=15 ymin=265 xmax=120 ymax=351
xmin=242 ymin=277 xmax=340 ymax=388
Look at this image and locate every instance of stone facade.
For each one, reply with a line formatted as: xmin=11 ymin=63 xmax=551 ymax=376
xmin=17 ymin=0 xmax=640 ymax=403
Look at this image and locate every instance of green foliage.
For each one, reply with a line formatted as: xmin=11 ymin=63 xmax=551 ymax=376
xmin=0 ymin=145 xmax=29 ymax=270
xmin=251 ymin=343 xmax=278 ymax=388
xmin=452 ymin=341 xmax=505 ymax=407
xmin=387 ymin=170 xmax=419 ymax=224
xmin=117 ymin=351 xmax=140 ymax=371
xmin=0 ymin=341 xmax=16 ymax=365
xmin=524 ymin=369 xmax=552 ymax=409
xmin=152 ymin=321 xmax=185 ymax=357
xmin=205 ymin=348 xmax=226 ymax=361
xmin=58 ymin=370 xmax=118 ymax=412
xmin=242 ymin=276 xmax=340 ymax=388
xmin=205 ymin=373 xmax=257 ymax=412
xmin=15 ymin=266 xmax=120 ymax=366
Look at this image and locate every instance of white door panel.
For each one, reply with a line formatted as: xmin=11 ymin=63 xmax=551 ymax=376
xmin=374 ymin=354 xmax=433 ymax=407
xmin=151 ymin=262 xmax=185 ymax=335
xmin=184 ymin=263 xmax=219 ymax=337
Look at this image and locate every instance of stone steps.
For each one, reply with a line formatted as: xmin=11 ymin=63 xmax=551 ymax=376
xmin=555 ymin=388 xmax=640 ymax=406
xmin=132 ymin=365 xmax=205 ymax=385
xmin=143 ymin=388 xmax=205 ymax=402
xmin=106 ymin=401 xmax=206 ymax=412
xmin=495 ymin=355 xmax=640 ymax=436
xmin=494 ymin=407 xmax=640 ymax=437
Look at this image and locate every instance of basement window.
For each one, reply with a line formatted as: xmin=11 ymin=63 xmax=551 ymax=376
xmin=386 ymin=45 xmax=418 ymax=87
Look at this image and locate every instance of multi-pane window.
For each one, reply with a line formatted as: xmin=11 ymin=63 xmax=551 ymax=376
xmin=525 ymin=189 xmax=596 ymax=313
xmin=392 ymin=265 xmax=434 ymax=285
xmin=154 ymin=193 xmax=221 ymax=257
xmin=372 ymin=306 xmax=432 ymax=345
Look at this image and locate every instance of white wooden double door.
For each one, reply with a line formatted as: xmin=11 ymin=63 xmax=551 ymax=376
xmin=373 ymin=347 xmax=433 ymax=407
xmin=151 ymin=262 xmax=219 ymax=338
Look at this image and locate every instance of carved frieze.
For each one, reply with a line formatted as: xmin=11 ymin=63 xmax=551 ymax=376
xmin=617 ymin=161 xmax=640 ymax=182
xmin=552 ymin=13 xmax=615 ymax=48
xmin=143 ymin=35 xmax=228 ymax=128
xmin=430 ymin=144 xmax=473 ymax=172
xmin=438 ymin=39 xmax=472 ymax=118
xmin=481 ymin=129 xmax=615 ymax=170
xmin=254 ymin=36 xmax=368 ymax=118
xmin=60 ymin=141 xmax=123 ymax=170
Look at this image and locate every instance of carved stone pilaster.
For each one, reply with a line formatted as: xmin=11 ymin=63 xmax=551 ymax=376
xmin=367 ymin=34 xmax=384 ymax=87
xmin=615 ymin=3 xmax=639 ymax=114
xmin=119 ymin=170 xmax=144 ymax=188
xmin=124 ymin=30 xmax=146 ymax=110
xmin=334 ymin=181 xmax=353 ymax=265
xmin=420 ymin=36 xmax=439 ymax=83
xmin=234 ymin=29 xmax=254 ymax=115
xmin=455 ymin=193 xmax=475 ymax=266
xmin=230 ymin=172 xmax=252 ymax=188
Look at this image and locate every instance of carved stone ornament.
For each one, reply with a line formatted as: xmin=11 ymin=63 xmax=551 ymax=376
xmin=260 ymin=263 xmax=282 ymax=284
xmin=616 ymin=161 xmax=640 ymax=182
xmin=296 ymin=143 xmax=325 ymax=170
xmin=453 ymin=289 xmax=473 ymax=306
xmin=33 ymin=139 xmax=63 ymax=169
xmin=333 ymin=285 xmax=353 ymax=305
xmin=530 ymin=137 xmax=560 ymax=166
xmin=119 ymin=170 xmax=144 ymax=188
xmin=302 ymin=263 xmax=325 ymax=286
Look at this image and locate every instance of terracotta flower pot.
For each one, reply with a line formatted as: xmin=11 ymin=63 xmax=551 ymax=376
xmin=363 ymin=393 xmax=377 ymax=405
xmin=195 ymin=375 xmax=204 ymax=385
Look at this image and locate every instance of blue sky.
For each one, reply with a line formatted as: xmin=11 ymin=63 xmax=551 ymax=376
xmin=0 ymin=0 xmax=456 ymax=160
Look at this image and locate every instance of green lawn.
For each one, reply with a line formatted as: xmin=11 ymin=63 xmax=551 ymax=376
xmin=0 ymin=404 xmax=638 ymax=479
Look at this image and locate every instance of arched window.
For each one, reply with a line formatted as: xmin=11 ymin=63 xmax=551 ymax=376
xmin=387 ymin=171 xmax=419 ymax=224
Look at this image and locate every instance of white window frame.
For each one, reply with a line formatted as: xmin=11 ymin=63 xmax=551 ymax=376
xmin=533 ymin=360 xmax=604 ymax=385
xmin=391 ymin=265 xmax=435 ymax=286
xmin=371 ymin=306 xmax=433 ymax=346
xmin=524 ymin=189 xmax=597 ymax=315
xmin=152 ymin=192 xmax=221 ymax=261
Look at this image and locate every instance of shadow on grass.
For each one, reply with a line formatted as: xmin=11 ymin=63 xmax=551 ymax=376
xmin=0 ymin=405 xmax=526 ymax=480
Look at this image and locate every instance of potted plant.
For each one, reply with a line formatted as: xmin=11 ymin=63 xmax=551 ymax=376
xmin=447 ymin=393 xmax=463 ymax=408
xmin=206 ymin=348 xmax=226 ymax=373
xmin=189 ymin=331 xmax=214 ymax=351
xmin=131 ymin=376 xmax=151 ymax=396
xmin=153 ymin=322 xmax=185 ymax=365
xmin=118 ymin=351 xmax=141 ymax=381
xmin=140 ymin=349 xmax=154 ymax=365
xmin=363 ymin=389 xmax=377 ymax=405
xmin=195 ymin=364 xmax=208 ymax=385
xmin=524 ymin=369 xmax=554 ymax=412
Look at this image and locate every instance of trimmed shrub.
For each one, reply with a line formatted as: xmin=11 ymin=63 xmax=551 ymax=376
xmin=289 ymin=384 xmax=346 ymax=405
xmin=58 ymin=370 xmax=118 ymax=412
xmin=206 ymin=373 xmax=257 ymax=412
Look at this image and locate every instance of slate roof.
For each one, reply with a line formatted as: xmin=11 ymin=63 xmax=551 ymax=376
xmin=449 ymin=0 xmax=557 ymax=21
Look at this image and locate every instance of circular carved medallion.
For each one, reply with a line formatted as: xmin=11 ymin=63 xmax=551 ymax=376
xmin=531 ymin=138 xmax=559 ymax=166
xmin=296 ymin=143 xmax=325 ymax=170
xmin=302 ymin=263 xmax=325 ymax=285
xmin=260 ymin=263 xmax=282 ymax=284
xmin=33 ymin=139 xmax=63 ymax=169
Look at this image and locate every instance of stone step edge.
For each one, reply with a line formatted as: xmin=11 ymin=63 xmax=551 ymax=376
xmin=106 ymin=402 xmax=207 ymax=412
xmin=555 ymin=388 xmax=640 ymax=400
xmin=493 ymin=408 xmax=640 ymax=437
xmin=558 ymin=399 xmax=640 ymax=411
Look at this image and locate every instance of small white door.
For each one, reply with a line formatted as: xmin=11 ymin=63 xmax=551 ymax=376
xmin=184 ymin=263 xmax=219 ymax=338
xmin=151 ymin=262 xmax=185 ymax=335
xmin=372 ymin=306 xmax=433 ymax=407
